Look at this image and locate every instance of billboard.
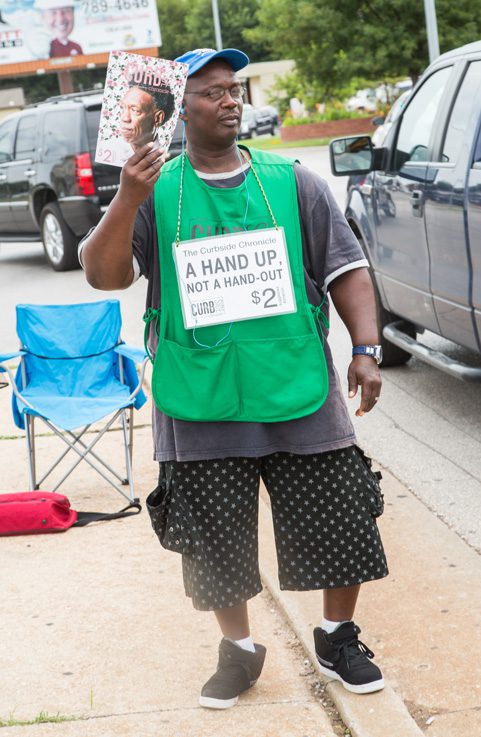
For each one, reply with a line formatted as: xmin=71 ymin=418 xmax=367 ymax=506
xmin=0 ymin=0 xmax=161 ymax=68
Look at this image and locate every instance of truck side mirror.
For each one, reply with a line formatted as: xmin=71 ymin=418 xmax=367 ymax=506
xmin=329 ymin=135 xmax=375 ymax=176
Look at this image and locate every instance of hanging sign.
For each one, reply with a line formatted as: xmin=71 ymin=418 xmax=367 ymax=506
xmin=172 ymin=227 xmax=297 ymax=329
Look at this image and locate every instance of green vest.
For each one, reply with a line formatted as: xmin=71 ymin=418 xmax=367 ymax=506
xmin=146 ymin=147 xmax=329 ymax=422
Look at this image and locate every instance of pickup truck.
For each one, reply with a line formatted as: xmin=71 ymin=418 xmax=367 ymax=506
xmin=330 ymin=40 xmax=481 ymax=380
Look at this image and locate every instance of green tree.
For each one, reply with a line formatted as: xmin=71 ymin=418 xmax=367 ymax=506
xmin=247 ymin=0 xmax=357 ymax=98
xmin=156 ymin=0 xmax=195 ymax=60
xmin=347 ymin=0 xmax=481 ymax=83
xmin=156 ymin=0 xmax=272 ymax=62
xmin=249 ymin=0 xmax=481 ymax=99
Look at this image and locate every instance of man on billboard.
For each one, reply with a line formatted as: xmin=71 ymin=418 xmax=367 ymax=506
xmin=119 ymin=83 xmax=175 ymax=153
xmin=36 ymin=0 xmax=83 ymax=57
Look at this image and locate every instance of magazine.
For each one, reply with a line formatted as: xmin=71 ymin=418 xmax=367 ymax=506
xmin=95 ymin=50 xmax=188 ymax=168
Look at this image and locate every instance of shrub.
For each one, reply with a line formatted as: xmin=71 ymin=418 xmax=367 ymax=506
xmin=282 ymin=106 xmax=369 ymax=127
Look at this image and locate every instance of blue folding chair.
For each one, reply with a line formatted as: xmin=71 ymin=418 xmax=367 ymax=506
xmin=0 ymin=300 xmax=148 ymax=503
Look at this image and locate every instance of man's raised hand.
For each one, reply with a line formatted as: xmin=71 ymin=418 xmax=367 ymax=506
xmin=118 ymin=142 xmax=166 ymax=208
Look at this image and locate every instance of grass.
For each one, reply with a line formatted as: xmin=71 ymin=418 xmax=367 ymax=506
xmin=246 ymin=135 xmax=331 ymax=150
xmin=246 ymin=130 xmax=373 ymax=150
xmin=0 ymin=711 xmax=84 ymax=727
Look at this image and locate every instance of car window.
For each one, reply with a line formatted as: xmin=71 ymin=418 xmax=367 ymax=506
xmin=85 ymin=106 xmax=101 ymax=151
xmin=385 ymin=91 xmax=410 ymax=125
xmin=0 ymin=117 xmax=16 ymax=163
xmin=473 ymin=123 xmax=481 ymax=166
xmin=15 ymin=115 xmax=38 ymax=160
xmin=43 ymin=111 xmax=78 ymax=161
xmin=442 ymin=61 xmax=481 ymax=165
xmin=394 ymin=66 xmax=451 ymax=170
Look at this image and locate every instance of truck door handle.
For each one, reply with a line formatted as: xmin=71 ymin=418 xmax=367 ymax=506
xmin=410 ymin=188 xmax=424 ymax=217
xmin=24 ymin=169 xmax=36 ymax=177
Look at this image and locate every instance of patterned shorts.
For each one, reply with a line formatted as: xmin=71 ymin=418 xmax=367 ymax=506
xmin=158 ymin=446 xmax=389 ymax=611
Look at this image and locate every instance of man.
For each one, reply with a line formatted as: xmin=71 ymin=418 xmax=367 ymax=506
xmin=80 ymin=47 xmax=388 ymax=710
xmin=36 ymin=0 xmax=83 ymax=58
xmin=119 ymin=84 xmax=175 ymax=153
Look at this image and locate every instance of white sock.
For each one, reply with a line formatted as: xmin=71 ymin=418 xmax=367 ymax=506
xmin=321 ymin=617 xmax=350 ymax=634
xmin=233 ymin=635 xmax=256 ymax=653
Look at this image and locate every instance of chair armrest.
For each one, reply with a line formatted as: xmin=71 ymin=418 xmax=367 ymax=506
xmin=114 ymin=345 xmax=149 ymax=407
xmin=0 ymin=350 xmax=24 ymax=371
xmin=114 ymin=345 xmax=148 ymax=364
xmin=0 ymin=351 xmax=35 ymax=408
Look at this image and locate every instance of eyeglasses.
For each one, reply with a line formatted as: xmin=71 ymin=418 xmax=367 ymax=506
xmin=184 ymin=84 xmax=246 ymax=102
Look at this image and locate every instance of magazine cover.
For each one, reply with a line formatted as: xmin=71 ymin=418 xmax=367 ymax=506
xmin=95 ymin=50 xmax=188 ymax=168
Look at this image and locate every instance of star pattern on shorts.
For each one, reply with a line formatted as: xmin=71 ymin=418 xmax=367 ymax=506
xmin=163 ymin=447 xmax=388 ymax=611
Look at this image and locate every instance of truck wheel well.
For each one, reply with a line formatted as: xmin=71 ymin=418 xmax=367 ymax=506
xmin=33 ymin=189 xmax=57 ymax=227
xmin=348 ymin=221 xmax=417 ymax=367
xmin=347 ymin=219 xmax=362 ymax=240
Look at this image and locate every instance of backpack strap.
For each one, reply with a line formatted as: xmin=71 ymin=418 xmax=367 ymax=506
xmin=73 ymin=501 xmax=142 ymax=527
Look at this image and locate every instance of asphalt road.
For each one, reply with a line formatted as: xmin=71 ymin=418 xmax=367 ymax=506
xmin=1 ymin=144 xmax=480 ymax=554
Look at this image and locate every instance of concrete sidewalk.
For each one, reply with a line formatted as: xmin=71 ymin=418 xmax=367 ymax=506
xmin=0 ymin=390 xmax=339 ymax=737
xmin=1 ymin=384 xmax=480 ymax=737
xmin=260 ymin=470 xmax=481 ymax=737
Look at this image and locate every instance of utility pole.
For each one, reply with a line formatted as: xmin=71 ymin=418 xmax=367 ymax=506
xmin=211 ymin=0 xmax=223 ymax=51
xmin=423 ymin=0 xmax=440 ymax=63
xmin=57 ymin=70 xmax=74 ymax=95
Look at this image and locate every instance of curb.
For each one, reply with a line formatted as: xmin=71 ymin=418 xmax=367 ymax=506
xmin=258 ymin=496 xmax=423 ymax=737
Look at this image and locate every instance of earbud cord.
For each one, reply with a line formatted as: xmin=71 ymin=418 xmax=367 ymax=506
xmin=174 ymin=138 xmax=255 ymax=349
xmin=190 ymin=145 xmax=252 ymax=349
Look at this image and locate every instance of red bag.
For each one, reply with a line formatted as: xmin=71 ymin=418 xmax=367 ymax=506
xmin=0 ymin=491 xmax=141 ymax=536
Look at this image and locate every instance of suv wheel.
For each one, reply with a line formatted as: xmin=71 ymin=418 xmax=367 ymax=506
xmin=250 ymin=128 xmax=258 ymax=139
xmin=40 ymin=202 xmax=80 ymax=271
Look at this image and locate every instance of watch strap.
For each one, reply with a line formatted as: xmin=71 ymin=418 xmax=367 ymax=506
xmin=352 ymin=344 xmax=382 ymax=362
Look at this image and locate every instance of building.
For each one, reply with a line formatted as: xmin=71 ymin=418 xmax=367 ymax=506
xmin=241 ymin=59 xmax=294 ymax=107
xmin=0 ymin=87 xmax=25 ymax=119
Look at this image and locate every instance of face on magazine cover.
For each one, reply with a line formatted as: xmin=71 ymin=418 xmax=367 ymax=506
xmin=119 ymin=86 xmax=170 ymax=151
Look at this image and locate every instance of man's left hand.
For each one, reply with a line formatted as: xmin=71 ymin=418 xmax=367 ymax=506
xmin=347 ymin=355 xmax=382 ymax=416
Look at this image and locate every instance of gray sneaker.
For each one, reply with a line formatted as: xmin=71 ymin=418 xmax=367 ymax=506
xmin=199 ymin=638 xmax=267 ymax=709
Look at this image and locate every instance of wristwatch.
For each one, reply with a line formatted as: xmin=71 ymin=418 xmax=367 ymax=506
xmin=352 ymin=344 xmax=383 ymax=365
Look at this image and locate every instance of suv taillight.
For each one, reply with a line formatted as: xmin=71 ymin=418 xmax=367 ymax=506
xmin=74 ymin=152 xmax=95 ymax=196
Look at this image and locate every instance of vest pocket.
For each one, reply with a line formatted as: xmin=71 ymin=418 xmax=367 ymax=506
xmin=152 ymin=338 xmax=239 ymax=421
xmin=237 ymin=333 xmax=329 ymax=421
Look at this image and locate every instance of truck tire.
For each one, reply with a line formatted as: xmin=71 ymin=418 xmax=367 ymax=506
xmin=40 ymin=202 xmax=80 ymax=272
xmin=355 ymin=233 xmax=416 ymax=366
xmin=376 ymin=299 xmax=416 ymax=367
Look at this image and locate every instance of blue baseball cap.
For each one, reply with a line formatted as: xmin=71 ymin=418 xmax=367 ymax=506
xmin=176 ymin=48 xmax=249 ymax=77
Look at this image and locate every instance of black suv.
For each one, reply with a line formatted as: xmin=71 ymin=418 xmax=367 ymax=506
xmin=0 ymin=90 xmax=183 ymax=272
xmin=0 ymin=90 xmax=117 ymax=270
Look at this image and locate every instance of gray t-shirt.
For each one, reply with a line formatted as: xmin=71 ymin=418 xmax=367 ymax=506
xmin=128 ymin=158 xmax=368 ymax=461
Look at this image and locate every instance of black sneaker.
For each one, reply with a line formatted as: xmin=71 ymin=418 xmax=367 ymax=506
xmin=313 ymin=621 xmax=384 ymax=694
xmin=199 ymin=638 xmax=267 ymax=709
